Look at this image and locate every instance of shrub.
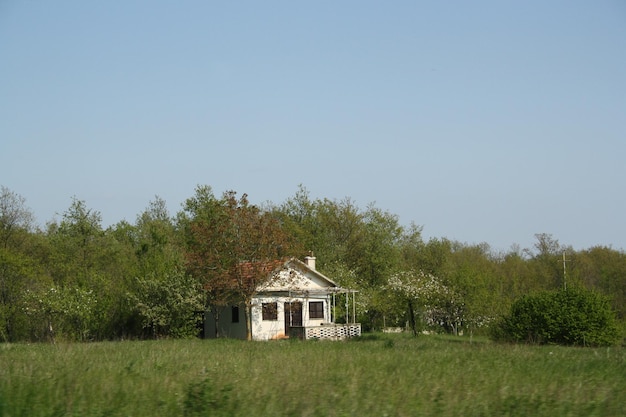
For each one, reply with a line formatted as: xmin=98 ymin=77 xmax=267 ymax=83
xmin=128 ymin=269 xmax=204 ymax=339
xmin=491 ymin=287 xmax=621 ymax=346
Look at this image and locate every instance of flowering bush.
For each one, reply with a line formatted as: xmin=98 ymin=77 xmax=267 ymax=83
xmin=23 ymin=286 xmax=98 ymax=341
xmin=385 ymin=270 xmax=465 ymax=334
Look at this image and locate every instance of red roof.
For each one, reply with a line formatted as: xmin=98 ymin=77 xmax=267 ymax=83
xmin=233 ymin=258 xmax=287 ymax=282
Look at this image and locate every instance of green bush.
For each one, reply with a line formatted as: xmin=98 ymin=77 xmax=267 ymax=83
xmin=491 ymin=287 xmax=621 ymax=346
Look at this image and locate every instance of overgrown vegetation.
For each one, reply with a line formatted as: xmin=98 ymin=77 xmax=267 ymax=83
xmin=0 ymin=335 xmax=624 ymax=416
xmin=1 ymin=184 xmax=625 ymax=342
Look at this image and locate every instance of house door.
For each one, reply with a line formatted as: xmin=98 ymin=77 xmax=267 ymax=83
xmin=284 ymin=302 xmax=302 ymax=337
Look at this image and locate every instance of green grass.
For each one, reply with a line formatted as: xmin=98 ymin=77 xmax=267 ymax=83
xmin=1 ymin=334 xmax=624 ymax=416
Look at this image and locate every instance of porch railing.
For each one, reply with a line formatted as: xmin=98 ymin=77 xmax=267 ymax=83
xmin=289 ymin=323 xmax=361 ymax=340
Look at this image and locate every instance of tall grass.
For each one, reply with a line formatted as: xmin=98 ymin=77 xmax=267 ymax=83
xmin=1 ymin=334 xmax=624 ymax=416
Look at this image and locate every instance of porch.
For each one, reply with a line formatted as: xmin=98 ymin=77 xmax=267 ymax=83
xmin=288 ymin=323 xmax=362 ymax=340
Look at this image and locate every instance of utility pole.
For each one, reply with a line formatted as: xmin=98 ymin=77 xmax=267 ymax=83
xmin=562 ymin=251 xmax=569 ymax=290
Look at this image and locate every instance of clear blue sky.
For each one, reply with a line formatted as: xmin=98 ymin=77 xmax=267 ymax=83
xmin=1 ymin=1 xmax=625 ymax=252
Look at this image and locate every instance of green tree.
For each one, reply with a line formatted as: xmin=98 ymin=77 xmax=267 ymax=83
xmin=46 ymin=198 xmax=106 ymax=286
xmin=135 ymin=196 xmax=183 ymax=278
xmin=573 ymin=246 xmax=626 ymax=320
xmin=415 ymin=238 xmax=454 ymax=276
xmin=274 ymin=187 xmax=415 ymax=330
xmin=384 ymin=269 xmax=453 ymax=336
xmin=0 ymin=247 xmax=44 ymax=341
xmin=271 ymin=185 xmax=318 ymax=254
xmin=442 ymin=243 xmax=502 ymax=336
xmin=23 ymin=286 xmax=98 ymax=342
xmin=529 ymin=233 xmax=567 ymax=291
xmin=129 ymin=269 xmax=204 ymax=338
xmin=0 ymin=186 xmax=44 ymax=341
xmin=42 ymin=198 xmax=131 ymax=340
xmin=96 ymin=220 xmax=146 ymax=339
xmin=0 ymin=186 xmax=35 ymax=249
xmin=351 ymin=205 xmax=403 ymax=288
xmin=496 ymin=247 xmax=535 ymax=302
xmin=124 ymin=197 xmax=198 ymax=338
xmin=272 ymin=187 xmax=365 ymax=271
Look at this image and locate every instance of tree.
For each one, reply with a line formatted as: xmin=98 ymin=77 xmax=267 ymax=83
xmin=108 ymin=196 xmax=189 ymax=339
xmin=0 ymin=187 xmax=50 ymax=341
xmin=384 ymin=269 xmax=454 ymax=336
xmin=271 ymin=185 xmax=318 ymax=254
xmin=412 ymin=237 xmax=454 ymax=277
xmin=273 ymin=187 xmax=414 ymax=330
xmin=46 ymin=197 xmax=106 ymax=286
xmin=0 ymin=187 xmax=35 ymax=340
xmin=573 ymin=246 xmax=626 ymax=320
xmin=180 ymin=186 xmax=237 ymax=337
xmin=350 ymin=205 xmax=403 ymax=288
xmin=42 ymin=198 xmax=133 ymax=340
xmin=182 ymin=187 xmax=296 ymax=340
xmin=272 ymin=188 xmax=365 ymax=272
xmin=497 ymin=248 xmax=535 ymax=302
xmin=135 ymin=196 xmax=183 ymax=278
xmin=129 ymin=269 xmax=204 ymax=338
xmin=0 ymin=186 xmax=35 ymax=249
xmin=529 ymin=233 xmax=567 ymax=290
xmin=23 ymin=286 xmax=98 ymax=342
xmin=442 ymin=243 xmax=502 ymax=336
xmin=0 ymin=246 xmax=44 ymax=341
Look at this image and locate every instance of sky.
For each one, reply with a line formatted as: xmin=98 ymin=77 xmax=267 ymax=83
xmin=1 ymin=1 xmax=625 ymax=253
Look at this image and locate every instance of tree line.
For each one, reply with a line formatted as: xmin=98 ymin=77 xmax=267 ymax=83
xmin=1 ymin=184 xmax=624 ymax=342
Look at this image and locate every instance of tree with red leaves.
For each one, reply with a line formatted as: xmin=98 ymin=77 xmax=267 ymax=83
xmin=181 ymin=186 xmax=296 ymax=339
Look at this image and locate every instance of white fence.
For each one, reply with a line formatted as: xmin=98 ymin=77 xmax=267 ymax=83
xmin=290 ymin=323 xmax=361 ymax=340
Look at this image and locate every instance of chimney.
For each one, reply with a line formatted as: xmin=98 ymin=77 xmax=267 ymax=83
xmin=304 ymin=252 xmax=316 ymax=270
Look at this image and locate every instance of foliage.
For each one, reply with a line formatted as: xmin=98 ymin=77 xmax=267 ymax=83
xmin=272 ymin=186 xmax=407 ymax=330
xmin=1 ymin=184 xmax=626 ymax=342
xmin=182 ymin=186 xmax=296 ymax=339
xmin=323 ymin=261 xmax=376 ymax=328
xmin=384 ymin=269 xmax=460 ymax=335
xmin=0 ymin=185 xmax=35 ymax=248
xmin=273 ymin=186 xmax=403 ymax=288
xmin=574 ymin=245 xmax=626 ymax=320
xmin=122 ymin=197 xmax=205 ymax=339
xmin=0 ymin=247 xmax=41 ymax=342
xmin=46 ymin=198 xmax=107 ymax=286
xmin=23 ymin=286 xmax=99 ymax=342
xmin=129 ymin=269 xmax=204 ymax=339
xmin=0 ymin=188 xmax=41 ymax=341
xmin=135 ymin=196 xmax=184 ymax=278
xmin=440 ymin=243 xmax=500 ymax=334
xmin=491 ymin=287 xmax=621 ymax=346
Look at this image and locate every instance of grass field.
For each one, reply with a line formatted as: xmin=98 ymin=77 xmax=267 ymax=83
xmin=1 ymin=334 xmax=624 ymax=417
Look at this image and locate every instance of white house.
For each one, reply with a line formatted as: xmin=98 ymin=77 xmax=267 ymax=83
xmin=204 ymin=255 xmax=361 ymax=341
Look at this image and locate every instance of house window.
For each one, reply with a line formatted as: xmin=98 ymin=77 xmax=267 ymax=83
xmin=309 ymin=301 xmax=324 ymax=319
xmin=231 ymin=306 xmax=239 ymax=323
xmin=262 ymin=302 xmax=278 ymax=321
